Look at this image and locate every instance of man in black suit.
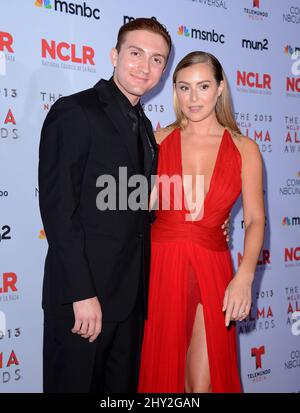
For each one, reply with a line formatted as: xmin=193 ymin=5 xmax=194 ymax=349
xmin=39 ymin=18 xmax=171 ymax=393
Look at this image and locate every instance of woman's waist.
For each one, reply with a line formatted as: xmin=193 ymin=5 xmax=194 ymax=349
xmin=151 ymin=216 xmax=228 ymax=251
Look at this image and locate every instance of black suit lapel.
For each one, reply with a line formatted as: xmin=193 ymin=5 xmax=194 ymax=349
xmin=140 ymin=111 xmax=158 ymax=178
xmin=94 ymin=79 xmax=140 ymax=174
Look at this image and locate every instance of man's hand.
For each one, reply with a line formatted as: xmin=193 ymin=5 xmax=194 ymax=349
xmin=221 ymin=213 xmax=231 ymax=243
xmin=72 ymin=296 xmax=102 ymax=343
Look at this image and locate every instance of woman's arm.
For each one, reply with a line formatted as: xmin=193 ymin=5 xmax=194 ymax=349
xmin=223 ymin=137 xmax=265 ymax=326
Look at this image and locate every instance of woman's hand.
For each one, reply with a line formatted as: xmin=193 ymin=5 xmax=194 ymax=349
xmin=221 ymin=212 xmax=231 ymax=243
xmin=222 ymin=270 xmax=253 ymax=327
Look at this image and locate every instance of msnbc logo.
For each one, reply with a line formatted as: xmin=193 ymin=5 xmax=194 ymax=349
xmin=35 ymin=0 xmax=52 ymax=8
xmin=282 ymin=216 xmax=300 ymax=226
xmin=284 ymin=45 xmax=300 ymax=56
xmin=178 ymin=26 xmax=190 ymax=37
xmin=285 ymin=45 xmax=294 ymax=55
xmin=34 ymin=0 xmax=100 ymax=19
xmin=39 ymin=229 xmax=46 ymax=239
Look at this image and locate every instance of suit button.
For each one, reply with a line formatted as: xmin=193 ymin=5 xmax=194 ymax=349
xmin=138 ymin=232 xmax=143 ymax=239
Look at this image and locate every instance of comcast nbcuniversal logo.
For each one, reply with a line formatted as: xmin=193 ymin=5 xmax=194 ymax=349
xmin=34 ymin=0 xmax=100 ymax=20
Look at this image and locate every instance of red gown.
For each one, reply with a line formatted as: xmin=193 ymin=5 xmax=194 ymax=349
xmin=138 ymin=127 xmax=242 ymax=393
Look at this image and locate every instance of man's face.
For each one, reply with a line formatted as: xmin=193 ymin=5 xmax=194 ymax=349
xmin=110 ymin=30 xmax=169 ymax=105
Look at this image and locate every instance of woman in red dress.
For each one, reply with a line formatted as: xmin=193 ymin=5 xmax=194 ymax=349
xmin=138 ymin=52 xmax=265 ymax=393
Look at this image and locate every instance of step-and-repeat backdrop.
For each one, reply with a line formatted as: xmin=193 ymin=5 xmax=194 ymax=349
xmin=0 ymin=0 xmax=299 ymax=393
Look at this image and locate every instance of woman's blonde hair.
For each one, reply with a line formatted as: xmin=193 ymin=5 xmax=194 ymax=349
xmin=171 ymin=51 xmax=241 ymax=134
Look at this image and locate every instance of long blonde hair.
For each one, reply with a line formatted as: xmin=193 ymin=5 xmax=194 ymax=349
xmin=171 ymin=51 xmax=240 ymax=134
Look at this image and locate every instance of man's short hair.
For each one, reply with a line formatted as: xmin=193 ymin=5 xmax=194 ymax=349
xmin=115 ymin=18 xmax=172 ymax=63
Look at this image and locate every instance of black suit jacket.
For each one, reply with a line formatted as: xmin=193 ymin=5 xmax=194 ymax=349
xmin=38 ymin=79 xmax=158 ymax=322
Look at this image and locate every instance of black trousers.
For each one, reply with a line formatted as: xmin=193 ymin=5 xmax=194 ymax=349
xmin=43 ymin=286 xmax=144 ymax=393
